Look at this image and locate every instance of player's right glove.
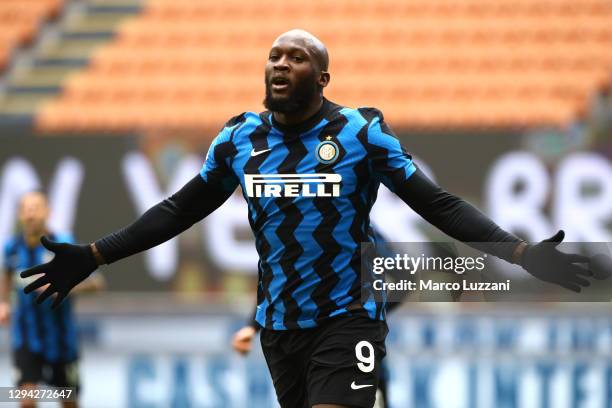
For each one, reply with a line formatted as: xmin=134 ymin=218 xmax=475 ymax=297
xmin=20 ymin=236 xmax=98 ymax=308
xmin=521 ymin=230 xmax=594 ymax=292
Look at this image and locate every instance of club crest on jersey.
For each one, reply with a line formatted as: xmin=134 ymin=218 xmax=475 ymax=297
xmin=245 ymin=174 xmax=341 ymax=198
xmin=316 ymin=138 xmax=339 ymax=164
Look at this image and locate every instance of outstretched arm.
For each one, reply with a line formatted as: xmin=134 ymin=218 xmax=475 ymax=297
xmin=22 ymin=115 xmax=244 ymax=307
xmin=362 ymin=107 xmax=603 ymax=291
xmin=394 ymin=167 xmax=522 ymax=263
xmin=394 ymin=168 xmax=600 ymax=291
xmin=94 ymin=175 xmax=232 ymax=264
xmin=21 ymin=176 xmax=234 ymax=307
xmin=361 ymin=107 xmax=521 ymax=261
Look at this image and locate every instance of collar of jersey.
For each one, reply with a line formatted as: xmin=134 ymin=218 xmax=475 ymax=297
xmin=270 ymin=98 xmax=333 ymax=136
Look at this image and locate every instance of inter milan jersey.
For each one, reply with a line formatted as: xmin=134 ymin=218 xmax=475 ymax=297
xmin=3 ymin=233 xmax=78 ymax=362
xmin=201 ymin=99 xmax=416 ymax=330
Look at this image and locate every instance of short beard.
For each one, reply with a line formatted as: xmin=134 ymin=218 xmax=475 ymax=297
xmin=263 ymin=73 xmax=320 ymax=114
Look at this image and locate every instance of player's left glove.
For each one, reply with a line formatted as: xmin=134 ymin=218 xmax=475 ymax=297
xmin=521 ymin=230 xmax=597 ymax=292
xmin=20 ymin=236 xmax=98 ymax=308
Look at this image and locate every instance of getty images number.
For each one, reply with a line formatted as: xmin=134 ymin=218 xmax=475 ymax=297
xmin=355 ymin=340 xmax=375 ymax=373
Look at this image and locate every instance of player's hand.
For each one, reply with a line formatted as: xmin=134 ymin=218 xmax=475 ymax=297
xmin=521 ymin=230 xmax=594 ymax=292
xmin=232 ymin=326 xmax=257 ymax=355
xmin=0 ymin=301 xmax=10 ymax=325
xmin=20 ymin=236 xmax=98 ymax=308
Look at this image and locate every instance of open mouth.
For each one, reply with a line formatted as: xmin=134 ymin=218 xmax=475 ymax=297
xmin=270 ymin=77 xmax=290 ymax=91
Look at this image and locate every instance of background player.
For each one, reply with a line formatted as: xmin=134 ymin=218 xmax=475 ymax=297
xmin=0 ymin=191 xmax=105 ymax=408
xmin=17 ymin=30 xmax=606 ymax=408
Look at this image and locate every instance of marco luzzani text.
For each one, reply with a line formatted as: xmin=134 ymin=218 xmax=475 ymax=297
xmin=371 ymin=254 xmax=511 ymax=292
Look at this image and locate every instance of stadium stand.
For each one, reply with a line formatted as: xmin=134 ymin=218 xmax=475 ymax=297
xmin=0 ymin=0 xmax=63 ymax=121
xmin=0 ymin=0 xmax=61 ymax=70
xmin=1 ymin=0 xmax=611 ymax=131
xmin=0 ymin=0 xmax=139 ymax=121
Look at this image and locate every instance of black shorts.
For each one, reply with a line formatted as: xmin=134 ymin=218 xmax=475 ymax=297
xmin=261 ymin=311 xmax=388 ymax=408
xmin=13 ymin=347 xmax=80 ymax=391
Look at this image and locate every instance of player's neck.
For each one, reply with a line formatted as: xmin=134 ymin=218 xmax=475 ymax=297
xmin=272 ymin=96 xmax=323 ymax=127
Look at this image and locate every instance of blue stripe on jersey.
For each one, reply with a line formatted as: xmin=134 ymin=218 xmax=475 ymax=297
xmin=258 ymin=138 xmax=291 ymax=330
xmin=229 ymin=115 xmax=277 ymax=328
xmin=329 ymin=109 xmax=369 ymax=309
xmin=290 ymin=121 xmax=330 ymax=327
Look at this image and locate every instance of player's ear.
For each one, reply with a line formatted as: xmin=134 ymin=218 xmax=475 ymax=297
xmin=319 ymin=71 xmax=330 ymax=88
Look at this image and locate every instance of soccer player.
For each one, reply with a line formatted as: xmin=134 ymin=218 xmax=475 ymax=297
xmin=18 ymin=30 xmax=601 ymax=408
xmin=0 ymin=191 xmax=105 ymax=408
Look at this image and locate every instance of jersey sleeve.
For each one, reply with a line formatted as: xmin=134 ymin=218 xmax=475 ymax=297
xmin=199 ymin=116 xmax=242 ymax=193
xmin=363 ymin=108 xmax=416 ymax=192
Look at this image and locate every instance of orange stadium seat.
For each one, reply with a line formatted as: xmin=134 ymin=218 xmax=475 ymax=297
xmin=35 ymin=0 xmax=612 ymax=132
xmin=0 ymin=0 xmax=62 ymax=70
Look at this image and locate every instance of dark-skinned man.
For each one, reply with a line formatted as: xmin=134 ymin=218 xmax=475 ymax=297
xmin=18 ymin=30 xmax=604 ymax=408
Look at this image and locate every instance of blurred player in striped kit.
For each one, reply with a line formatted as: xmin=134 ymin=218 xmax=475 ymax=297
xmin=0 ymin=191 xmax=105 ymax=408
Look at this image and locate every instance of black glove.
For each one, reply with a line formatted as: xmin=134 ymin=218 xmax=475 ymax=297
xmin=521 ymin=230 xmax=592 ymax=292
xmin=20 ymin=236 xmax=98 ymax=308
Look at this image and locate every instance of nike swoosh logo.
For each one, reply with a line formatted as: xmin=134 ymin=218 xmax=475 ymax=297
xmin=251 ymin=148 xmax=271 ymax=157
xmin=350 ymin=381 xmax=373 ymax=390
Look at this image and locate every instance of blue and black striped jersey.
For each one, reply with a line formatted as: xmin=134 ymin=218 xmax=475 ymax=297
xmin=201 ymin=99 xmax=416 ymax=330
xmin=3 ymin=233 xmax=78 ymax=362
